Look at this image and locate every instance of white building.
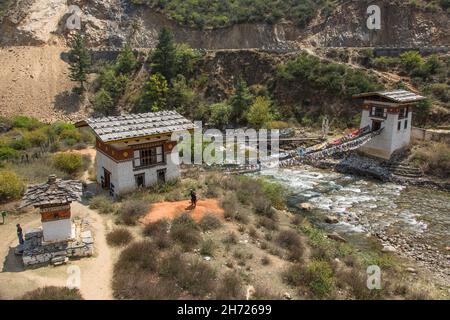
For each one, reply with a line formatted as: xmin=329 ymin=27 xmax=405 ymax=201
xmin=76 ymin=111 xmax=195 ymax=196
xmin=353 ymin=90 xmax=426 ymax=159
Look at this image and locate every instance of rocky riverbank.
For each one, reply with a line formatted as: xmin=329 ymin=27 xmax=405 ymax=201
xmin=315 ymin=153 xmax=450 ymax=192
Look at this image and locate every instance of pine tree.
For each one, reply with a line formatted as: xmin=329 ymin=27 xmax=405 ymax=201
xmin=151 ymin=28 xmax=177 ymax=82
xmin=230 ymin=77 xmax=253 ymax=124
xmin=116 ymin=45 xmax=137 ymax=75
xmin=68 ymin=33 xmax=91 ymax=92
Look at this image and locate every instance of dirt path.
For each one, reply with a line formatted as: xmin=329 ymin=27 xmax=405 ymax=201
xmin=140 ymin=199 xmax=224 ymax=224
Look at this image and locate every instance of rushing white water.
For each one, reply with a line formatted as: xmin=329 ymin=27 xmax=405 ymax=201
xmin=254 ymin=166 xmax=450 ymax=250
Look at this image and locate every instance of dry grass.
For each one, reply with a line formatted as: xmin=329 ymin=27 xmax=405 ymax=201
xmin=119 ymin=199 xmax=150 ymax=225
xmin=106 ymin=228 xmax=133 ymax=247
xmin=170 ymin=213 xmax=201 ymax=250
xmin=215 ymin=271 xmax=245 ymax=300
xmin=21 ymin=286 xmax=83 ymax=300
xmin=410 ymin=141 xmax=450 ymax=178
xmin=143 ymin=219 xmax=172 ymax=249
xmin=199 ymin=213 xmax=223 ymax=231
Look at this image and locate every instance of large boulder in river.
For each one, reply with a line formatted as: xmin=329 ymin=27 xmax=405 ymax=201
xmin=382 ymin=245 xmax=397 ymax=253
xmin=325 ymin=216 xmax=339 ymax=224
xmin=299 ymin=203 xmax=313 ymax=211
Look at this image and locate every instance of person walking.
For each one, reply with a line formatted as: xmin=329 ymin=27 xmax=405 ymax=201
xmin=16 ymin=224 xmax=24 ymax=245
xmin=190 ymin=189 xmax=197 ymax=208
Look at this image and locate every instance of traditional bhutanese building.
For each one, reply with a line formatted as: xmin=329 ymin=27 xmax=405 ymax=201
xmin=20 ymin=175 xmax=82 ymax=242
xmin=76 ymin=111 xmax=195 ymax=196
xmin=353 ymin=90 xmax=426 ymax=159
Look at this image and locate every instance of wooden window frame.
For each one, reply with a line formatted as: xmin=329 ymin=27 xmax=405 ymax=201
xmin=133 ymin=145 xmax=165 ymax=169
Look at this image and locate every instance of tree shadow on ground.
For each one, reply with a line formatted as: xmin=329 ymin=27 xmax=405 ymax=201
xmin=2 ymin=246 xmax=25 ymax=273
xmin=54 ymin=90 xmax=82 ymax=115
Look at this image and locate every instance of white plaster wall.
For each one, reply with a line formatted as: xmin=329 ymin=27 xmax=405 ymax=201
xmin=96 ymin=151 xmax=120 ymax=191
xmin=97 ymin=146 xmax=181 ymax=195
xmin=42 ymin=219 xmax=72 ymax=242
xmin=391 ymin=112 xmax=412 ymax=151
xmin=360 ymin=111 xmax=413 ymax=159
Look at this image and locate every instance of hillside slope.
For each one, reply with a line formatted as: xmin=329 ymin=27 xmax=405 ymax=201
xmin=0 ymin=45 xmax=89 ymax=122
xmin=0 ymin=0 xmax=448 ymax=48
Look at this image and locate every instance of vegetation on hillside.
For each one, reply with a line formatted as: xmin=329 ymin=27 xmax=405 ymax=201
xmin=0 ymin=116 xmax=93 ymax=202
xmin=370 ymin=51 xmax=449 ymax=126
xmin=131 ymin=0 xmax=339 ymax=29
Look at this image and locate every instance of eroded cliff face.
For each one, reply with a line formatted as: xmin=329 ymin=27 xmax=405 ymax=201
xmin=0 ymin=0 xmax=448 ymax=48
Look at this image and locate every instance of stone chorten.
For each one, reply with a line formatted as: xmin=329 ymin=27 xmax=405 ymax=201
xmin=20 ymin=175 xmax=82 ymax=242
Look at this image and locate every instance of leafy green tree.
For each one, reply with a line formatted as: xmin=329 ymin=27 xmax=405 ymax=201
xmin=68 ymin=33 xmax=91 ymax=92
xmin=94 ymin=89 xmax=115 ymax=115
xmin=99 ymin=67 xmax=129 ymax=100
xmin=415 ymin=98 xmax=432 ymax=126
xmin=399 ymin=51 xmax=423 ymax=73
xmin=246 ymin=96 xmax=273 ymax=129
xmin=142 ymin=73 xmax=169 ymax=112
xmin=167 ymin=75 xmax=195 ymax=113
xmin=209 ymin=103 xmax=232 ymax=129
xmin=115 ymin=45 xmax=138 ymax=75
xmin=0 ymin=170 xmax=24 ymax=203
xmin=175 ymin=43 xmax=200 ymax=77
xmin=151 ymin=28 xmax=177 ymax=82
xmin=229 ymin=77 xmax=253 ymax=124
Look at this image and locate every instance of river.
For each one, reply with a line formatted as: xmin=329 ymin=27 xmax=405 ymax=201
xmin=254 ymin=166 xmax=450 ymax=282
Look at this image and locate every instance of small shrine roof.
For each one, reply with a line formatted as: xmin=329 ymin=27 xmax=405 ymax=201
xmin=20 ymin=175 xmax=82 ymax=208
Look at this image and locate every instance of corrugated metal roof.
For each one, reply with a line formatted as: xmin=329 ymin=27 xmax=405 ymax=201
xmin=84 ymin=111 xmax=196 ymax=142
xmin=353 ymin=90 xmax=426 ymax=103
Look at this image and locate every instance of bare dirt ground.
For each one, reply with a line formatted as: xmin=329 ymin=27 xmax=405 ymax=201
xmin=0 ymin=45 xmax=89 ymax=123
xmin=140 ymin=199 xmax=224 ymax=224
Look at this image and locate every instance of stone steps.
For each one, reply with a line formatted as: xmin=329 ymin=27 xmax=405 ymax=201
xmin=382 ymin=162 xmax=424 ymax=178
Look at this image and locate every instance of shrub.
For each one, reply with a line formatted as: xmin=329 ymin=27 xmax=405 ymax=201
xmin=170 ymin=213 xmax=201 ymax=250
xmin=119 ymin=199 xmax=149 ymax=225
xmin=0 ymin=170 xmax=24 ymax=203
xmin=221 ymin=192 xmax=239 ymax=219
xmin=215 ymin=271 xmax=244 ymax=299
xmin=222 ymin=231 xmax=238 ymax=245
xmin=89 ymin=195 xmax=115 ymax=214
xmin=21 ymin=286 xmax=83 ymax=300
xmin=52 ymin=152 xmax=83 ymax=175
xmin=261 ymin=256 xmax=271 ymax=266
xmin=251 ymin=284 xmax=282 ymax=300
xmin=11 ymin=116 xmax=42 ymax=130
xmin=160 ymin=251 xmax=216 ymax=297
xmin=143 ymin=219 xmax=171 ymax=249
xmin=199 ymin=213 xmax=222 ymax=231
xmin=106 ymin=228 xmax=133 ymax=247
xmin=285 ymin=259 xmax=335 ymax=299
xmin=177 ymin=257 xmax=217 ymax=297
xmin=276 ymin=229 xmax=302 ymax=249
xmin=252 ymin=196 xmax=275 ymax=218
xmin=0 ymin=146 xmax=19 ymax=161
xmin=115 ymin=241 xmax=159 ymax=273
xmin=410 ymin=142 xmax=450 ymax=178
xmin=257 ymin=216 xmax=278 ymax=231
xmin=200 ymin=239 xmax=216 ymax=256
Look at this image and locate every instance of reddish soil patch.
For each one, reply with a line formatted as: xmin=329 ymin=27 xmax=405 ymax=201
xmin=140 ymin=199 xmax=224 ymax=224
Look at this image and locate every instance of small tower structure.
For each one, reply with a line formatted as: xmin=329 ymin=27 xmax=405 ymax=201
xmin=353 ymin=90 xmax=426 ymax=159
xmin=21 ymin=175 xmax=82 ymax=242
